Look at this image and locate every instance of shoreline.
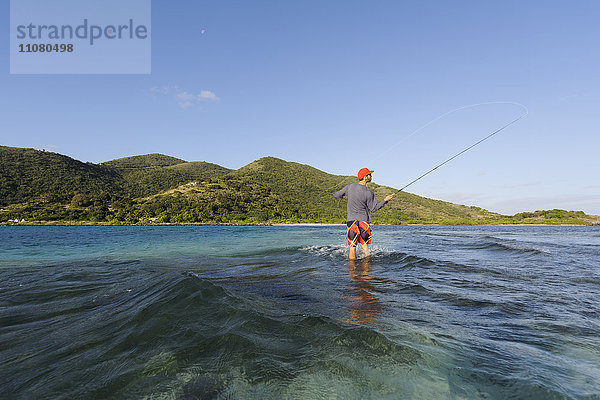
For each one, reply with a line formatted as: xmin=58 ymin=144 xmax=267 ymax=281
xmin=1 ymin=221 xmax=597 ymax=227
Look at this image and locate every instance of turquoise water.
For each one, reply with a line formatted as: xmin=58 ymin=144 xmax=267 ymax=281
xmin=1 ymin=225 xmax=599 ymax=399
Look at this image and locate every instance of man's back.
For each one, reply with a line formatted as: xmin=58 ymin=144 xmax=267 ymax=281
xmin=334 ymin=182 xmax=386 ymax=223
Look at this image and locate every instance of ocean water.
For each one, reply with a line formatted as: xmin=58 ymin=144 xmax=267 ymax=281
xmin=1 ymin=225 xmax=599 ymax=399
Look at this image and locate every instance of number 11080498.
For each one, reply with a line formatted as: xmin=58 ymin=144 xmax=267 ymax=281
xmin=19 ymin=43 xmax=74 ymax=53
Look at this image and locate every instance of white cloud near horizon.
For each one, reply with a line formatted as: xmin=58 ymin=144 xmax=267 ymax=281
xmin=150 ymin=86 xmax=220 ymax=109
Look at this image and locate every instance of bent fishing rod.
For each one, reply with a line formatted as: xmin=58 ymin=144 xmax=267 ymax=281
xmin=393 ymin=108 xmax=528 ymax=195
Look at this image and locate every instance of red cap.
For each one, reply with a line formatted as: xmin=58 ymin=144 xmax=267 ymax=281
xmin=357 ymin=168 xmax=374 ymax=180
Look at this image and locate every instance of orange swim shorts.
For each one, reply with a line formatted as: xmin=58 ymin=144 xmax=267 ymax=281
xmin=346 ymin=220 xmax=372 ymax=247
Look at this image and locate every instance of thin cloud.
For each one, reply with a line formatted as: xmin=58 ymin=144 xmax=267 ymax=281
xmin=501 ymin=180 xmax=545 ymax=189
xmin=178 ymin=101 xmax=194 ymax=109
xmin=556 ymin=94 xmax=580 ymax=101
xmin=150 ymin=85 xmax=180 ymax=95
xmin=175 ymin=92 xmax=196 ymax=101
xmin=150 ymin=86 xmax=220 ymax=109
xmin=199 ymin=90 xmax=219 ymax=101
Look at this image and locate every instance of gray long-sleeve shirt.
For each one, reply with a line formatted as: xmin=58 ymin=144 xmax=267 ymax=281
xmin=333 ymin=183 xmax=387 ymax=223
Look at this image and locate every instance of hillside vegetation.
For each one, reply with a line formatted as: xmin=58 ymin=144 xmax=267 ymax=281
xmin=101 ymin=153 xmax=187 ymax=169
xmin=0 ymin=146 xmax=122 ymax=206
xmin=1 ymin=146 xmax=598 ymax=225
xmin=117 ymin=161 xmax=232 ymax=198
xmin=99 ymin=153 xmax=232 ymax=197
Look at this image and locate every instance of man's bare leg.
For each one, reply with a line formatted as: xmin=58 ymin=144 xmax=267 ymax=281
xmin=349 ymin=245 xmax=357 ymax=260
xmin=361 ymin=243 xmax=370 ymax=258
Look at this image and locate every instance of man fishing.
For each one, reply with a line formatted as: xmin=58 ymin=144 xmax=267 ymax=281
xmin=334 ymin=168 xmax=395 ymax=260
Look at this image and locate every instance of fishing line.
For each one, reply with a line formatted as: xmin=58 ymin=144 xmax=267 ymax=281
xmin=393 ymin=102 xmax=528 ymax=194
xmin=329 ymin=101 xmax=528 ymax=192
xmin=329 ymin=101 xmax=528 ymax=219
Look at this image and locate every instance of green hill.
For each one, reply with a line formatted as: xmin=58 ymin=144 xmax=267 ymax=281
xmin=127 ymin=157 xmax=598 ymax=225
xmin=101 ymin=154 xmax=232 ymax=197
xmin=0 ymin=147 xmax=233 ymax=205
xmin=130 ymin=156 xmax=504 ymax=224
xmin=101 ymin=153 xmax=187 ymax=169
xmin=1 ymin=147 xmax=598 ymax=225
xmin=0 ymin=146 xmax=122 ymax=206
xmin=115 ymin=160 xmax=232 ymax=198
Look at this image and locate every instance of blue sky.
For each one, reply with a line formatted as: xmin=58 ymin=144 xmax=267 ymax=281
xmin=2 ymin=1 xmax=599 ymax=215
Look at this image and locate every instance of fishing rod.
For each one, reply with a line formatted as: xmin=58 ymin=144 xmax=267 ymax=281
xmin=394 ymin=105 xmax=528 ymax=195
